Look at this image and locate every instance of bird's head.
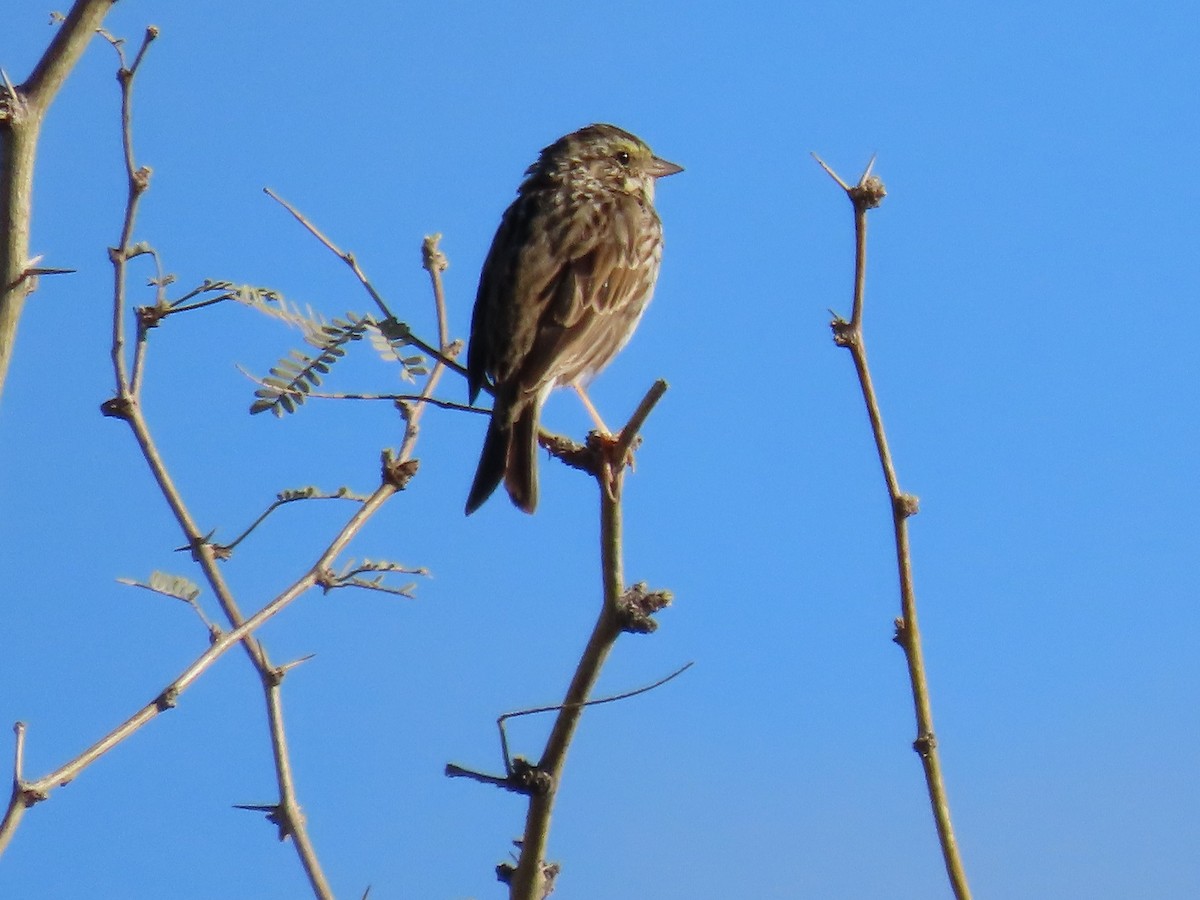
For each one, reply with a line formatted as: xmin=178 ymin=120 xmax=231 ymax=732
xmin=530 ymin=123 xmax=682 ymax=203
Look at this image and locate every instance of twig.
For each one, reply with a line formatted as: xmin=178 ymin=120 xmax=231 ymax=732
xmin=214 ymin=487 xmax=368 ymax=554
xmin=506 ymin=383 xmax=672 ymax=900
xmin=496 ymin=661 xmax=692 ymax=775
xmin=236 ymin=363 xmax=485 ymax=414
xmin=263 ymin=188 xmax=470 ymax=381
xmin=445 ymin=661 xmax=691 ymax=797
xmin=116 ymin=573 xmax=222 ymax=636
xmin=612 ymin=379 xmax=668 ymax=466
xmin=104 ymin=26 xmax=158 ymax=396
xmin=11 ymin=724 xmax=26 ymax=787
xmin=310 ymin=391 xmax=483 ymax=413
xmin=422 ymin=233 xmax=450 ymax=350
xmin=393 ymin=233 xmax=461 ymax=460
xmin=815 ymin=152 xmax=972 ymax=900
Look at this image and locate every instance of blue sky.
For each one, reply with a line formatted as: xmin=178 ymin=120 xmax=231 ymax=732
xmin=2 ymin=2 xmax=1197 ymax=897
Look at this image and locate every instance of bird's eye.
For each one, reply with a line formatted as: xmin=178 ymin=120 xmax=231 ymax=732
xmin=615 ymin=150 xmax=631 ymax=166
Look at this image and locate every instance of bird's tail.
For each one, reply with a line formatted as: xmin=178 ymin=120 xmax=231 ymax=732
xmin=464 ymin=403 xmax=539 ymax=515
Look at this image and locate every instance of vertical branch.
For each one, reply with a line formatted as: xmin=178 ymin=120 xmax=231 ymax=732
xmin=508 ymin=383 xmax=669 ymax=900
xmin=0 ymin=0 xmax=117 ymax=403
xmin=0 ymin=725 xmax=31 ymax=856
xmin=105 ymin=27 xmax=157 ymax=393
xmin=816 ymin=154 xmax=973 ymax=899
xmin=396 ymin=234 xmax=459 ymax=459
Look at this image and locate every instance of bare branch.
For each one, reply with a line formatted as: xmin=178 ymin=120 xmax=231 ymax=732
xmin=264 ymin=187 xmax=470 ymax=382
xmin=212 ymin=486 xmax=369 ymax=554
xmin=263 ymin=186 xmax=395 ymax=319
xmin=23 ymin=1 xmax=119 ymax=107
xmin=819 ymin=154 xmax=971 ymax=900
xmin=505 ymin=384 xmax=672 ymax=900
xmin=0 ymin=0 xmax=119 ymax=402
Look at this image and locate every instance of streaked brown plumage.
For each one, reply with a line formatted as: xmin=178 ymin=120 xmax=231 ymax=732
xmin=464 ymin=124 xmax=682 ymax=515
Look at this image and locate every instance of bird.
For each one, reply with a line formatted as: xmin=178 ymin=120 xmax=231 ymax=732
xmin=464 ymin=123 xmax=682 ymax=515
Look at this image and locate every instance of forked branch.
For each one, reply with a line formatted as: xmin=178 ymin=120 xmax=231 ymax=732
xmin=0 ymin=33 xmax=456 ymax=900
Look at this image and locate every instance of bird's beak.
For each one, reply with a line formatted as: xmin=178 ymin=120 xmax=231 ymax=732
xmin=648 ymin=156 xmax=684 ymax=179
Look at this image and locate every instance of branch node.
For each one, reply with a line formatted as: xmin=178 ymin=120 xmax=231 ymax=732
xmin=892 ymin=617 xmax=908 ymax=646
xmin=615 ymin=582 xmax=674 ymax=634
xmin=894 ymin=493 xmax=920 ymax=518
xmin=849 ymin=174 xmax=887 ymax=210
xmin=232 ymin=802 xmax=296 ymax=841
xmin=136 ymin=303 xmax=168 ymax=330
xmin=444 ymin=758 xmax=551 ymax=796
xmin=830 ymin=315 xmax=858 ymax=348
xmin=421 ymin=233 xmax=448 ymax=274
xmin=18 ymin=785 xmax=47 ymax=808
xmin=132 ymin=165 xmax=152 ymax=193
xmin=913 ymin=732 xmax=938 ymax=759
xmin=100 ymin=397 xmax=133 ymax=420
xmin=381 ymin=451 xmax=420 ymax=489
xmin=155 ymin=687 xmax=179 ymax=712
xmin=497 ymin=859 xmax=559 ymax=892
xmin=0 ymin=68 xmax=23 ymax=124
xmin=511 ymin=757 xmax=553 ymax=796
xmin=10 ymin=721 xmax=41 ymax=806
xmin=314 ymin=567 xmax=335 ymax=594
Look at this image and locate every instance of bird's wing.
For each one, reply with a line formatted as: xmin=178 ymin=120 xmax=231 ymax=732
xmin=514 ymin=223 xmax=642 ymax=393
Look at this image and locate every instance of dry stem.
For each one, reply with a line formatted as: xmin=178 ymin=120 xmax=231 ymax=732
xmin=815 ymin=152 xmax=972 ymax=899
xmin=0 ymin=0 xmax=118 ymax=403
xmin=263 ymin=188 xmax=469 ymax=382
xmin=506 ymin=382 xmax=670 ymax=900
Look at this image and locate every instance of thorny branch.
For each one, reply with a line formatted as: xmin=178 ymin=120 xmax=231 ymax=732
xmin=814 ymin=152 xmax=973 ymax=900
xmin=1 ymin=0 xmax=118 ymax=403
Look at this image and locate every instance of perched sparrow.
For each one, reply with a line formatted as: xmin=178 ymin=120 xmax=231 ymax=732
xmin=465 ymin=124 xmax=682 ymax=514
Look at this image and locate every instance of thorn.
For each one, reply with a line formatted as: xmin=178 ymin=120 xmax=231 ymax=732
xmin=278 ymin=653 xmax=316 ymax=675
xmin=232 ymin=803 xmax=278 ymax=814
xmin=860 ymin=153 xmax=878 ymax=183
xmin=26 ymin=267 xmax=76 ymax=277
xmin=811 ymin=152 xmax=851 ymax=191
xmin=0 ymin=69 xmax=18 ymax=111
